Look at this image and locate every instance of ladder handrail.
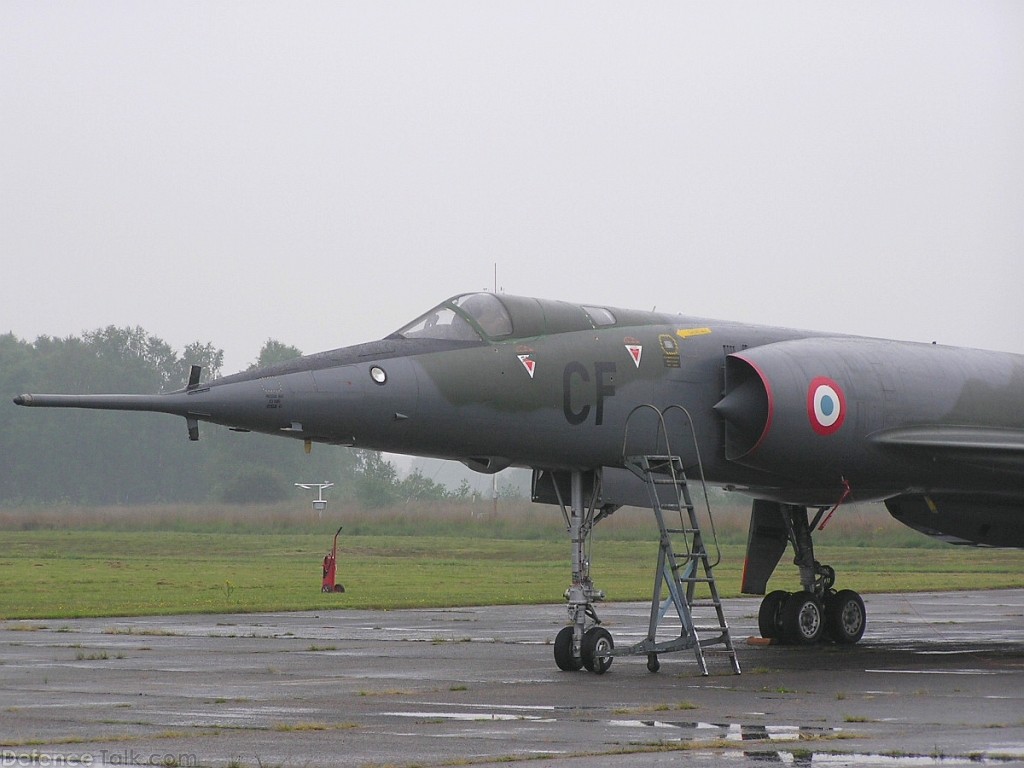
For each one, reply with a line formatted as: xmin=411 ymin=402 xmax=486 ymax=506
xmin=621 ymin=402 xmax=673 ymax=468
xmin=660 ymin=404 xmax=722 ymax=570
xmin=621 ymin=403 xmax=722 ymax=569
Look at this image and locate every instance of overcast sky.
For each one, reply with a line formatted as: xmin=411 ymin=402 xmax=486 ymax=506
xmin=3 ymin=2 xmax=1022 ymax=376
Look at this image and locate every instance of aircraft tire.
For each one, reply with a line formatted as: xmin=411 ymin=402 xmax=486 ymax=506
xmin=781 ymin=591 xmax=824 ymax=645
xmin=647 ymin=653 xmax=660 ymax=673
xmin=581 ymin=627 xmax=614 ymax=674
xmin=825 ymin=589 xmax=866 ymax=644
xmin=758 ymin=590 xmax=790 ymax=638
xmin=553 ymin=626 xmax=582 ymax=671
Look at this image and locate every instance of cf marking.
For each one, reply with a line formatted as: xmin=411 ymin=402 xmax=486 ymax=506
xmin=563 ymin=361 xmax=616 ymax=426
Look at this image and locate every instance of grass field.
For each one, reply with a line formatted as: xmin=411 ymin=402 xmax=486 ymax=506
xmin=1 ymin=500 xmax=1023 ymax=620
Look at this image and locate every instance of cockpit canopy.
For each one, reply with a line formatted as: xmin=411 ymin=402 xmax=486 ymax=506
xmin=393 ymin=292 xmax=621 ymax=342
xmin=395 ymin=294 xmax=512 ymax=341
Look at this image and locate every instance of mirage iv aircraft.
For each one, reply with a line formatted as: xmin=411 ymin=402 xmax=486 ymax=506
xmin=14 ymin=293 xmax=1024 ymax=674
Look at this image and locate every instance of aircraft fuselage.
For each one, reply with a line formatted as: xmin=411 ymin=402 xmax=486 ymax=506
xmin=21 ymin=295 xmax=1022 ymax=508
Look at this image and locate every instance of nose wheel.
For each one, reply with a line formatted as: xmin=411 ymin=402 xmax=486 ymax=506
xmin=581 ymin=627 xmax=614 ymax=674
xmin=553 ymin=626 xmax=583 ymax=671
xmin=554 ymin=625 xmax=615 ymax=674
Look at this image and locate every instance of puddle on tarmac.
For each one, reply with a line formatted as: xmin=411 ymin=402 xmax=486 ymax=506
xmin=735 ymin=754 xmax=1019 ymax=765
xmin=381 ymin=706 xmax=1022 ymax=765
xmin=607 ymin=721 xmax=1022 ymax=763
xmin=382 ymin=711 xmax=557 ymax=723
xmin=607 ymin=720 xmax=833 ymax=741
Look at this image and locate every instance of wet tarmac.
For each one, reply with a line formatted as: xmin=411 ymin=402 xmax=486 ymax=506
xmin=2 ymin=589 xmax=1024 ymax=767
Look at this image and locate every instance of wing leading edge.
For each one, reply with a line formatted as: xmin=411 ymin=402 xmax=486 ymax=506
xmin=871 ymin=425 xmax=1024 ymax=474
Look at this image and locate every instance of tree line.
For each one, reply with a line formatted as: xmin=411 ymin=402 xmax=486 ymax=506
xmin=0 ymin=327 xmax=466 ymax=507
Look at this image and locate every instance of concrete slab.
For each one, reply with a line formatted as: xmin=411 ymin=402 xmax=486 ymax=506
xmin=2 ymin=590 xmax=1023 ymax=767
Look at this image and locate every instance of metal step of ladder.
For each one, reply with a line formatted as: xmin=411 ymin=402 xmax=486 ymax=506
xmin=621 ymin=453 xmax=741 ymax=675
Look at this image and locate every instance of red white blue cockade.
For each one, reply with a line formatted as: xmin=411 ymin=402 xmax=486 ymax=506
xmin=808 ymin=377 xmax=846 ymax=435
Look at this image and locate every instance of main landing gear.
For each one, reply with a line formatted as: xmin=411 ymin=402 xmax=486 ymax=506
xmin=758 ymin=577 xmax=866 ymax=645
xmin=747 ymin=501 xmax=866 ymax=645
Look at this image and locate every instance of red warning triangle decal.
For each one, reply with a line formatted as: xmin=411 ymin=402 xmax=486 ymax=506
xmin=625 ymin=344 xmax=642 ymax=369
xmin=517 ymin=354 xmax=536 ymax=378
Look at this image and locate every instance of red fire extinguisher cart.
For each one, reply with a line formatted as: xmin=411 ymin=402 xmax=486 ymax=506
xmin=321 ymin=526 xmax=345 ymax=593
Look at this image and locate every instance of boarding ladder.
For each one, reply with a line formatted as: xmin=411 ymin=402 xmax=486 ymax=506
xmin=619 ymin=406 xmax=741 ymax=675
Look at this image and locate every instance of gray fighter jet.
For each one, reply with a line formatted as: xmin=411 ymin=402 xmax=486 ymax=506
xmin=14 ymin=293 xmax=1024 ymax=674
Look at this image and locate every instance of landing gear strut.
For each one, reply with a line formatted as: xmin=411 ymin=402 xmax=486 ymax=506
xmin=537 ymin=460 xmax=739 ymax=674
xmin=546 ymin=470 xmax=616 ymax=674
xmin=751 ymin=503 xmax=866 ymax=645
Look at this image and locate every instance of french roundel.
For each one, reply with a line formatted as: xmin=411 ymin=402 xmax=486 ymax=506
xmin=807 ymin=377 xmax=846 ymax=435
